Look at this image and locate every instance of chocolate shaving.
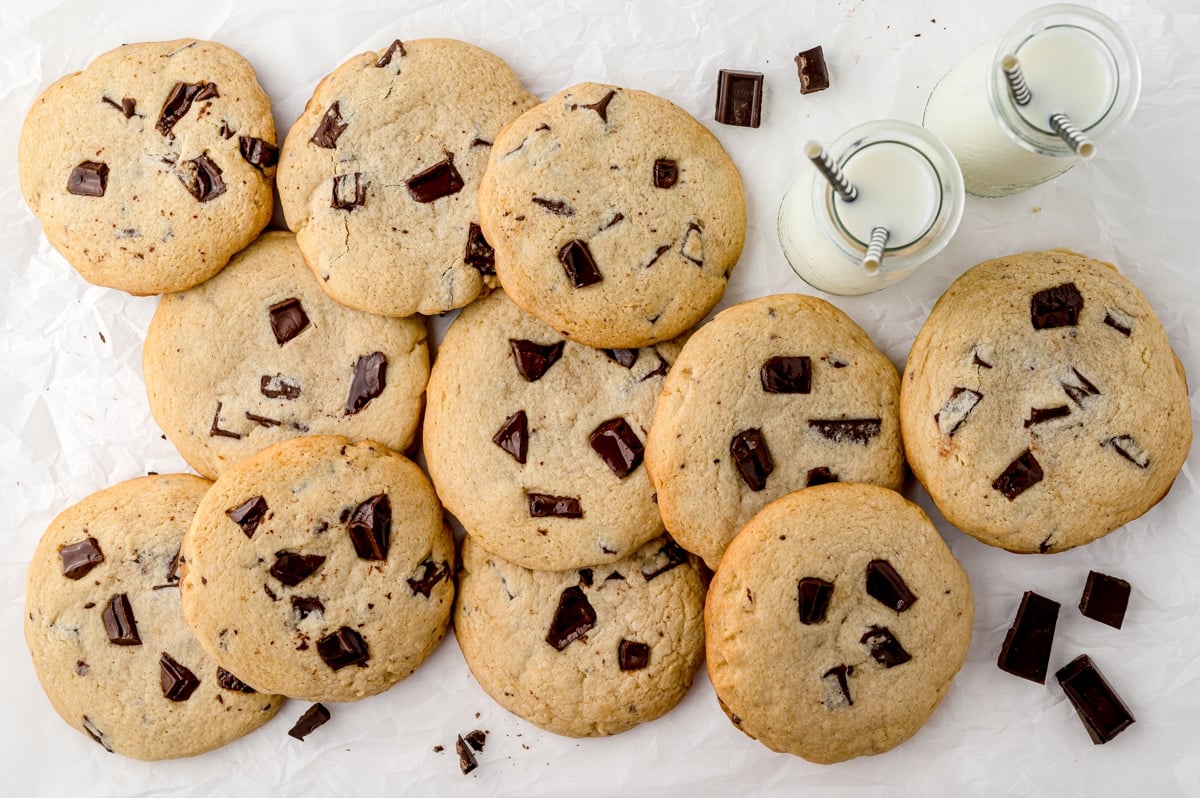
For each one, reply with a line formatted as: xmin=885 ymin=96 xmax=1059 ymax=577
xmin=992 ymin=449 xmax=1044 ymax=500
xmin=348 ymin=493 xmax=391 ymax=561
xmin=618 ymin=639 xmax=651 ymax=671
xmin=808 ymin=418 xmax=881 ymax=445
xmin=82 ymin=716 xmax=112 ymax=752
xmin=217 ymin=667 xmax=257 ymax=693
xmin=1024 ymin=405 xmax=1071 ymax=427
xmin=156 ymin=82 xmax=217 ymax=137
xmin=680 ymin=221 xmax=704 ymax=265
xmin=268 ymin=298 xmax=309 ymax=345
xmin=227 ymin=495 xmax=268 ymax=538
xmin=261 ymin=374 xmax=301 ymax=400
xmin=545 ymin=585 xmax=596 ymax=651
xmin=177 ymin=153 xmax=226 ymax=202
xmin=406 ymin=156 xmax=464 ymax=203
xmin=331 ymin=172 xmax=367 ymax=210
xmin=288 ymin=704 xmax=331 ymax=741
xmin=641 ymin=540 xmax=687 ymax=581
xmin=822 ymin=664 xmax=854 ymax=709
xmin=464 ymin=223 xmax=495 ymax=274
xmin=1056 ymin=655 xmax=1136 ymax=744
xmin=865 ymin=560 xmax=917 ymax=612
xmin=1103 ymin=308 xmax=1133 ymax=337
xmin=1031 ymin=282 xmax=1084 ymax=329
xmin=794 ymin=46 xmax=830 ymax=94
xmin=797 ymin=577 xmax=834 ymax=625
xmin=408 ymin=560 xmax=452 ymax=597
xmin=492 ymin=410 xmax=528 ymax=464
xmin=101 ymin=594 xmax=141 ymax=646
xmin=806 ymin=467 xmax=838 ymax=487
xmin=935 ymin=387 xmax=982 ymax=436
xmin=760 ymin=356 xmax=812 ymax=394
xmin=345 ymin=352 xmax=387 ymax=414
xmin=239 ymin=136 xmax=279 ymax=170
xmin=532 ymin=197 xmax=574 ymax=215
xmin=317 ymin=626 xmax=370 ymax=670
xmin=270 ymin=552 xmax=326 ymax=586
xmin=311 ymin=102 xmax=348 ymax=148
xmin=589 ymin=417 xmax=645 ymax=478
xmin=102 ymin=96 xmax=137 ymax=118
xmin=509 ymin=339 xmax=565 ymax=382
xmin=558 ymin=239 xmax=602 ymax=287
xmin=644 ymin=244 xmax=671 ymax=269
xmin=376 ymin=39 xmax=406 ymax=68
xmin=1061 ymin=368 xmax=1101 ymax=407
xmin=527 ymin=493 xmax=583 ymax=519
xmin=730 ymin=428 xmax=774 ymax=491
xmin=1105 ymin=435 xmax=1150 ymax=469
xmin=653 ymin=159 xmax=678 ymax=189
xmin=59 ymin=537 xmax=104 ymax=580
xmin=67 ymin=162 xmax=108 ymax=197
xmin=245 ymin=412 xmax=282 ymax=428
xmin=860 ymin=626 xmax=911 ymax=668
xmin=160 ymin=653 xmax=200 ymax=702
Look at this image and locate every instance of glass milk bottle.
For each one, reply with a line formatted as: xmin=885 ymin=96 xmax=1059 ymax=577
xmin=923 ymin=4 xmax=1141 ymax=197
xmin=777 ymin=120 xmax=964 ymax=296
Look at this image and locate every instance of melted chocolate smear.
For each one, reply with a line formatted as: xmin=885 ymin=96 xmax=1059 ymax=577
xmin=102 ymin=96 xmax=137 ymax=118
xmin=532 ymin=196 xmax=574 ymax=215
xmin=998 ymin=591 xmax=1060 ymax=683
xmin=456 ymin=735 xmax=479 ymax=774
xmin=239 ymin=136 xmax=279 ymax=170
xmin=345 ymin=352 xmax=387 ymax=414
xmin=407 ymin=560 xmax=451 ymax=597
xmin=730 ymin=428 xmax=774 ymax=491
xmin=653 ymin=159 xmax=678 ymax=189
xmin=558 ymin=239 xmax=602 ymax=287
xmin=492 ymin=410 xmax=528 ymax=464
xmin=935 ymin=387 xmax=982 ymax=437
xmin=331 ymin=172 xmax=367 ymax=210
xmin=217 ymin=667 xmax=257 ymax=693
xmin=579 ymin=89 xmax=616 ymax=122
xmin=261 ymin=374 xmax=301 ymax=400
xmin=1025 ymin=405 xmax=1071 ymax=427
xmin=1061 ymin=368 xmax=1101 ymax=407
xmin=311 ymin=102 xmax=348 ymax=148
xmin=288 ymin=703 xmax=331 ymax=741
xmin=1031 ymin=282 xmax=1084 ymax=329
xmin=67 ymin=162 xmax=108 ymax=197
xmin=761 ymin=356 xmax=812 ymax=394
xmin=527 ymin=493 xmax=583 ymax=519
xmin=589 ymin=417 xmax=645 ymax=478
xmin=292 ymin=595 xmax=325 ymax=620
xmin=797 ymin=577 xmax=834 ymax=625
xmin=808 ymin=418 xmax=881 ymax=445
xmin=317 ymin=626 xmax=369 ymax=670
xmin=806 ymin=467 xmax=838 ymax=487
xmin=227 ymin=496 xmax=268 ymax=538
xmin=177 ymin=153 xmax=226 ymax=202
xmin=861 ymin=626 xmax=911 ymax=668
xmin=160 ymin=653 xmax=200 ymax=702
xmin=618 ymin=639 xmax=650 ymax=671
xmin=268 ymin=298 xmax=309 ymax=345
xmin=406 ymin=156 xmax=464 ymax=203
xmin=209 ymin=401 xmax=241 ymax=439
xmin=545 ymin=585 xmax=597 ymax=651
xmin=376 ymin=39 xmax=406 ymax=68
xmin=156 ymin=82 xmax=217 ymax=136
xmin=1079 ymin=571 xmax=1131 ymax=629
xmin=60 ymin=537 xmax=104 ymax=580
xmin=822 ymin=664 xmax=854 ymax=709
xmin=348 ymin=493 xmax=391 ymax=561
xmin=1056 ymin=655 xmax=1136 ymax=744
xmin=509 ymin=339 xmax=565 ymax=382
xmin=464 ymin=222 xmax=495 ymax=274
xmin=102 ymin=593 xmax=141 ymax=646
xmin=641 ymin=541 xmax=687 ymax=581
xmin=865 ymin=560 xmax=917 ymax=612
xmin=604 ymin=348 xmax=638 ymax=368
xmin=270 ymin=552 xmax=326 ymax=586
xmin=992 ymin=449 xmax=1044 ymax=500
xmin=1105 ymin=435 xmax=1150 ymax=469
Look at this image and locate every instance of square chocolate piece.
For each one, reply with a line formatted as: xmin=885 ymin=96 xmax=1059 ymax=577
xmin=1079 ymin=571 xmax=1131 ymax=629
xmin=715 ymin=70 xmax=763 ymax=128
xmin=1056 ymin=654 xmax=1135 ymax=744
xmin=997 ymin=591 xmax=1059 ymax=684
xmin=794 ymin=46 xmax=830 ymax=94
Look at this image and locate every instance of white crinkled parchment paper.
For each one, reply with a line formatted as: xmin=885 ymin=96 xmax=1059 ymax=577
xmin=2 ymin=0 xmax=1198 ymax=795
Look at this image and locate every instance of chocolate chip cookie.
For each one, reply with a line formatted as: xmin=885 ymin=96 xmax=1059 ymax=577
xmin=455 ymin=534 xmax=705 ymax=737
xmin=143 ymin=231 xmax=429 ymax=479
xmin=901 ymin=250 xmax=1191 ymax=553
xmin=645 ymin=294 xmax=904 ymax=569
xmin=478 ymin=82 xmax=746 ymax=348
xmin=277 ymin=38 xmax=537 ymax=317
xmin=423 ymin=291 xmax=680 ymax=571
xmin=180 ymin=436 xmax=454 ymax=702
xmin=18 ymin=39 xmax=276 ymax=295
xmin=706 ymin=483 xmax=973 ymax=764
xmin=25 ymin=474 xmax=283 ymax=760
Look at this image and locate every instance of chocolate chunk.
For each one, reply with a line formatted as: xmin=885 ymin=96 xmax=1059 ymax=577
xmin=1061 ymin=368 xmax=1101 ymax=407
xmin=865 ymin=560 xmax=917 ymax=613
xmin=464 ymin=729 xmax=487 ymax=752
xmin=997 ymin=591 xmax=1060 ymax=683
xmin=1025 ymin=405 xmax=1071 ymax=427
xmin=730 ymin=428 xmax=774 ymax=491
xmin=640 ymin=352 xmax=670 ymax=381
xmin=311 ymin=102 xmax=348 ymax=148
xmin=348 ymin=493 xmax=391 ymax=561
xmin=261 ymin=374 xmax=301 ymax=400
xmin=1079 ymin=571 xmax=1131 ymax=629
xmin=331 ymin=172 xmax=367 ymax=210
xmin=263 ymin=583 xmax=279 ymax=602
xmin=159 ymin=653 xmax=200 ymax=702
xmin=464 ymin=223 xmax=495 ymax=274
xmin=74 ymin=660 xmax=89 ymax=676
xmin=509 ymin=339 xmax=565 ymax=382
xmin=245 ymin=412 xmax=281 ymax=428
xmin=1103 ymin=308 xmax=1133 ymax=337
xmin=164 ymin=548 xmax=182 ymax=586
xmin=82 ymin=716 xmax=111 ymax=752
xmin=102 ymin=96 xmax=137 ymax=118
xmin=527 ymin=493 xmax=583 ymax=519
xmin=822 ymin=664 xmax=853 ymax=709
xmin=935 ymin=387 xmax=982 ymax=436
xmin=209 ymin=401 xmax=242 ymax=439
xmin=317 ymin=626 xmax=369 ymax=670
xmin=406 ymin=156 xmax=464 ymax=203
xmin=644 ymin=244 xmax=671 ymax=269
xmin=291 ymin=595 xmax=325 ymax=620
xmin=618 ymin=639 xmax=650 ymax=671
xmin=156 ymin=82 xmax=217 ymax=136
xmin=101 ymin=594 xmax=141 ymax=646
xmin=376 ymin=39 xmax=406 ymax=68
xmin=545 ymin=585 xmax=597 ymax=651
xmin=806 ymin=467 xmax=838 ymax=487
xmin=268 ymin=298 xmax=309 ymax=345
xmin=578 ymin=568 xmax=594 ymax=587
xmin=59 ymin=537 xmax=104 ymax=580
xmin=760 ymin=356 xmax=812 ymax=394
xmin=270 ymin=552 xmax=326 ymax=586
xmin=238 ymin=136 xmax=279 ymax=170
xmin=1105 ymin=435 xmax=1150 ymax=469
xmin=218 ymin=121 xmax=235 ymax=139
xmin=605 ymin=570 xmax=625 ymax=582
xmin=794 ymin=46 xmax=831 ymax=94
xmin=493 ymin=411 xmax=528 ymax=464
xmin=579 ymin=89 xmax=616 ymax=122
xmin=641 ymin=540 xmax=687 ymax=581
xmin=972 ymin=352 xmax=993 ymax=369
xmin=860 ymin=626 xmax=911 ymax=668
xmin=681 ymin=221 xmax=704 ymax=265
xmin=589 ymin=418 xmax=645 ymax=478
xmin=177 ymin=153 xmax=226 ymax=202
xmin=288 ymin=704 xmax=331 ymax=741
xmin=217 ymin=667 xmax=257 ymax=693
xmin=456 ymin=735 xmax=479 ymax=774
xmin=345 ymin=352 xmax=387 ymax=414
xmin=1056 ymin=654 xmax=1136 ymax=743
xmin=532 ymin=197 xmax=574 ymax=215
xmin=604 ymin=348 xmax=638 ymax=368
xmin=227 ymin=496 xmax=268 ymax=538
xmin=653 ymin=159 xmax=678 ymax=189
xmin=407 ymin=560 xmax=451 ymax=597
xmin=1031 ymin=282 xmax=1084 ymax=329
xmin=715 ymin=69 xmax=763 ymax=128
xmin=602 ymin=212 xmax=625 ymax=229
xmin=797 ymin=577 xmax=834 ymax=625
xmin=558 ymin=239 xmax=602 ymax=287
xmin=808 ymin=418 xmax=881 ymax=445
xmin=992 ymin=449 xmax=1043 ymax=500
xmin=67 ymin=162 xmax=108 ymax=197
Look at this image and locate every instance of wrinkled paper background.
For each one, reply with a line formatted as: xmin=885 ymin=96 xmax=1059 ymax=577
xmin=1 ymin=0 xmax=1198 ymax=795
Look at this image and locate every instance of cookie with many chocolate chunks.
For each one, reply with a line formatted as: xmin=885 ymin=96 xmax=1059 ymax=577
xmin=706 ymin=484 xmax=973 ymax=764
xmin=645 ymin=294 xmax=903 ymax=569
xmin=423 ymin=291 xmax=681 ymax=571
xmin=901 ymin=250 xmax=1191 ymax=553
xmin=478 ymin=82 xmax=746 ymax=348
xmin=143 ymin=232 xmax=429 ymax=479
xmin=18 ymin=39 xmax=276 ymax=295
xmin=24 ymin=475 xmax=283 ymax=760
xmin=277 ymin=38 xmax=537 ymax=317
xmin=180 ymin=436 xmax=453 ymax=702
xmin=455 ymin=535 xmax=705 ymax=737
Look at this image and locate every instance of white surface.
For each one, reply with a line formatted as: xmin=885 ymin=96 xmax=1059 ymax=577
xmin=2 ymin=0 xmax=1198 ymax=795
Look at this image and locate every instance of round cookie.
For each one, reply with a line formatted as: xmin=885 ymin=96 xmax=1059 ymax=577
xmin=180 ymin=436 xmax=454 ymax=702
xmin=24 ymin=474 xmax=283 ymax=761
xmin=423 ymin=291 xmax=680 ymax=571
xmin=646 ymin=294 xmax=904 ymax=570
xmin=706 ymin=484 xmax=973 ymax=765
xmin=455 ymin=534 xmax=705 ymax=737
xmin=901 ymin=250 xmax=1191 ymax=553
xmin=18 ymin=39 xmax=276 ymax=295
xmin=478 ymin=82 xmax=746 ymax=348
xmin=277 ymin=38 xmax=537 ymax=316
xmin=144 ymin=231 xmax=429 ymax=479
